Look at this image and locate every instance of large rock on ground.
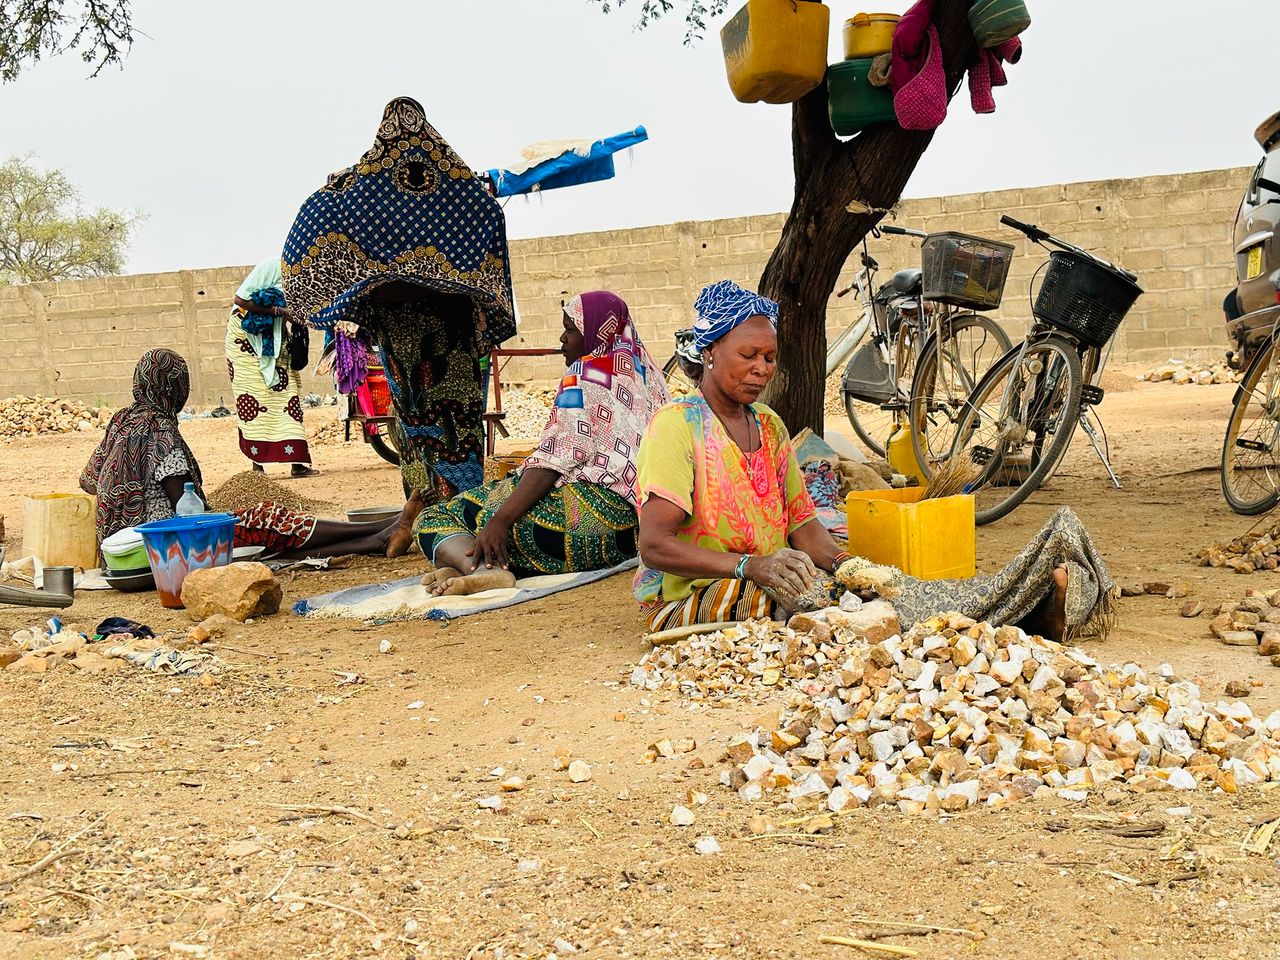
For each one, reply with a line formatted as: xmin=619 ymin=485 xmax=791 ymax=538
xmin=824 ymin=600 xmax=901 ymax=643
xmin=181 ymin=562 xmax=281 ymax=622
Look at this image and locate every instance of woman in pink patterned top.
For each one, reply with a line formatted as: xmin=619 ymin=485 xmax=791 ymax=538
xmin=411 ymin=291 xmax=670 ymax=597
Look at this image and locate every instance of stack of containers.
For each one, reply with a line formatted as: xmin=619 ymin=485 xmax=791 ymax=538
xmin=828 ymin=12 xmax=899 ymax=135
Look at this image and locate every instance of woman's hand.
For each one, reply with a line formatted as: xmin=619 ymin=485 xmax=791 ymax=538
xmin=468 ymin=517 xmax=512 ymax=571
xmin=744 ymin=548 xmax=818 ymax=602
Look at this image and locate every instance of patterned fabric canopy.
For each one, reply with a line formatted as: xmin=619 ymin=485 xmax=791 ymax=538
xmin=282 ymin=97 xmax=516 ymax=350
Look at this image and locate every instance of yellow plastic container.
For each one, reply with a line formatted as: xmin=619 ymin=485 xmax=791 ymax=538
xmin=842 ymin=12 xmax=899 ymax=59
xmin=885 ymin=422 xmax=928 ymax=487
xmin=22 ymin=493 xmax=97 ymax=570
xmin=844 ymin=488 xmax=976 ymax=580
xmin=721 ymin=0 xmax=831 ymax=104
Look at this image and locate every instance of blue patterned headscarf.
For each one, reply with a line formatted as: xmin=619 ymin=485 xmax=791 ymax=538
xmin=691 ymin=280 xmax=779 ymax=352
xmin=281 ymin=97 xmax=516 ymax=351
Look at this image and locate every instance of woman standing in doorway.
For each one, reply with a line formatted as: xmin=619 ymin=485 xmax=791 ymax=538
xmin=225 ymin=256 xmax=318 ymax=477
xmin=282 ymin=97 xmax=516 ymax=503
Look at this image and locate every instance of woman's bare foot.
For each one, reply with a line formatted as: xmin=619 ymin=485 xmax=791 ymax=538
xmin=385 ymin=491 xmax=425 ymax=558
xmin=422 ymin=567 xmax=462 ymax=596
xmin=437 ymin=569 xmax=517 ymax=597
xmin=1044 ymin=564 xmax=1069 ymax=642
xmin=252 ymin=463 xmax=264 ymax=473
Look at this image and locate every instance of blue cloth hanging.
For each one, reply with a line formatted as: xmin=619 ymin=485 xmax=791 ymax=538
xmin=485 ymin=126 xmax=648 ymax=198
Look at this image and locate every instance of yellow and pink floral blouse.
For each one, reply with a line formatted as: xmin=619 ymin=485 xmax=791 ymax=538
xmin=633 ymin=395 xmax=816 ymax=607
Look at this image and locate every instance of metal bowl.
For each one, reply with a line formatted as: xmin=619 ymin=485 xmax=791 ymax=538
xmin=346 ymin=506 xmax=402 ymax=524
xmin=105 ymin=570 xmax=155 ymax=593
xmin=233 ymin=545 xmax=266 ymax=562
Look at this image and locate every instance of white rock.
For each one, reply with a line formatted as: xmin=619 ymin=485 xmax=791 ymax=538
xmin=743 ymin=754 xmax=772 ymax=781
xmin=909 ymin=661 xmax=938 ymax=691
xmin=1058 ymin=789 xmax=1089 ymax=802
xmin=839 ymin=592 xmax=863 ymax=612
xmin=379 ymin=638 xmax=395 ymax=654
xmin=669 ymin=805 xmax=695 ymax=827
xmin=1166 ymin=768 xmax=1197 ymax=791
xmin=694 ymin=836 xmax=721 ymax=855
xmin=567 ymin=760 xmax=592 ymax=783
xmin=788 ymin=773 xmax=830 ymax=799
xmin=868 ymin=730 xmax=898 ymax=762
xmin=476 ymin=795 xmax=505 ymax=811
xmin=827 ymin=786 xmax=853 ymax=813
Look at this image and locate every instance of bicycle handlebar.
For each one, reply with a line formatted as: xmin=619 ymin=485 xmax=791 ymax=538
xmin=999 ymin=213 xmax=1139 ymax=283
xmin=880 ymin=224 xmax=927 ymax=238
xmin=999 ymin=214 xmax=1049 ymax=244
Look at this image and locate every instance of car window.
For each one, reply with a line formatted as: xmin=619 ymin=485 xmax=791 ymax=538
xmin=1262 ymin=151 xmax=1280 ymax=202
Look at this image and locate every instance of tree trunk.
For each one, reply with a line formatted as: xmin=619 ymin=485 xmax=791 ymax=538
xmin=759 ymin=0 xmax=980 ymax=435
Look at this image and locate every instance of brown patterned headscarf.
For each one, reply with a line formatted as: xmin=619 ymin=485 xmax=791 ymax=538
xmin=81 ymin=349 xmax=203 ymax=543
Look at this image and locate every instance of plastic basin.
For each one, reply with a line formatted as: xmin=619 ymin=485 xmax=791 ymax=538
xmin=101 ymin=527 xmax=149 ymax=572
xmin=135 ymin=514 xmax=238 ymax=608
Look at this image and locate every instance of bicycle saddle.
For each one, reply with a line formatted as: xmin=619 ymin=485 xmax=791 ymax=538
xmin=891 ymin=268 xmax=922 ymax=294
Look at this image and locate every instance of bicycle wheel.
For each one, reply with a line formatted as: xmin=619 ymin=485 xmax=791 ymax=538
xmin=1221 ymin=335 xmax=1280 ymax=515
xmin=843 ymin=324 xmax=917 ymax=458
xmin=367 ymin=420 xmax=401 ymax=466
xmin=951 ymin=333 xmax=1083 ymax=525
xmin=907 ymin=313 xmax=1012 ymax=477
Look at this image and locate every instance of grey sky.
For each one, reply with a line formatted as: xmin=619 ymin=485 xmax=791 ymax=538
xmin=1 ymin=0 xmax=1274 ymax=275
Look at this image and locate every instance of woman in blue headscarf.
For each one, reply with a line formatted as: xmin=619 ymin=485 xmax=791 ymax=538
xmin=633 ymin=281 xmax=1117 ymax=644
xmin=282 ymin=97 xmax=516 ymax=504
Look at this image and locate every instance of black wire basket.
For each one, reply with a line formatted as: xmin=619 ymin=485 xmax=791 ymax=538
xmin=920 ymin=231 xmax=1015 ymax=311
xmin=1033 ymin=251 xmax=1143 ymax=348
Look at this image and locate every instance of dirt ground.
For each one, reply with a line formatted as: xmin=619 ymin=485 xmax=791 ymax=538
xmin=2 ymin=370 xmax=1280 ymax=960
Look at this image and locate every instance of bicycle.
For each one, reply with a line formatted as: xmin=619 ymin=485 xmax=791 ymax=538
xmin=1221 ymin=314 xmax=1280 ymax=514
xmin=947 ymin=215 xmax=1144 ymax=525
xmin=841 ymin=226 xmax=1012 ymax=457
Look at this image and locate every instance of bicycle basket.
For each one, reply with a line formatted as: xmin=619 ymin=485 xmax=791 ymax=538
xmin=920 ymin=231 xmax=1015 ymax=310
xmin=1033 ymin=251 xmax=1143 ymax=348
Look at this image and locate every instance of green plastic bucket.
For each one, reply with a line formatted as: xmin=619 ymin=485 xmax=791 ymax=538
xmin=828 ymin=59 xmax=895 ymax=137
xmin=968 ymin=0 xmax=1030 ymax=47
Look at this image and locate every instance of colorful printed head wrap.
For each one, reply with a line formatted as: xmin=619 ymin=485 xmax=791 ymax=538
xmin=691 ymin=280 xmax=779 ymax=352
xmin=281 ymin=97 xmax=516 ymax=351
xmin=523 ymin=291 xmax=670 ymax=505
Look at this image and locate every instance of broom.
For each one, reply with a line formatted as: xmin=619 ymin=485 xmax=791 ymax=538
xmin=920 ymin=456 xmax=982 ymax=501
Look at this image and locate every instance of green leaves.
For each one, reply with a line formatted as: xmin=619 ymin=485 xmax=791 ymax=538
xmin=0 ymin=0 xmax=134 ymax=82
xmin=0 ymin=155 xmax=141 ymax=283
xmin=587 ymin=0 xmax=732 ymax=45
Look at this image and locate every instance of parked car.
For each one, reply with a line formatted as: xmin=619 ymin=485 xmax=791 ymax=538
xmin=1228 ymin=110 xmax=1280 ymax=363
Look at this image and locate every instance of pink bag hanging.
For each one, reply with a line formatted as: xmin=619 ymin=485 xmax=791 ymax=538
xmin=893 ymin=23 xmax=947 ymax=130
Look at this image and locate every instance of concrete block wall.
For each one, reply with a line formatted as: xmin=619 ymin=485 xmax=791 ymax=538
xmin=0 ymin=166 xmax=1251 ymax=407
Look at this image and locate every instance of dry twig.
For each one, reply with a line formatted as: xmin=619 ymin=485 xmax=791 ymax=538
xmin=819 ymin=935 xmax=920 ymax=957
xmin=275 ymin=894 xmax=378 ymax=930
xmin=0 ymin=848 xmax=84 ymax=886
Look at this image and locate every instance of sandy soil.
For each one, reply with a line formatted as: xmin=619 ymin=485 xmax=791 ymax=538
xmin=2 ymin=370 xmax=1280 ymax=960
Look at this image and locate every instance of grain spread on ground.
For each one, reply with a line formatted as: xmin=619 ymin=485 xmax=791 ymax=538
xmin=0 ymin=396 xmax=114 ymax=440
xmin=206 ymin=471 xmax=335 ymax=517
xmin=632 ymin=615 xmax=1280 ymax=817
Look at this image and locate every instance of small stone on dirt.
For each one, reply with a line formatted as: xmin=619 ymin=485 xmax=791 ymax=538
xmin=669 ymin=805 xmax=695 ymax=827
xmin=1220 ymin=631 xmax=1260 ymax=646
xmin=1225 ymin=680 xmax=1252 ymax=698
xmin=694 ymin=836 xmax=721 ymax=855
xmin=1180 ymin=601 xmax=1204 ymax=618
xmin=567 ymin=760 xmax=592 ymax=783
xmin=1143 ymin=582 xmax=1172 ymax=596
